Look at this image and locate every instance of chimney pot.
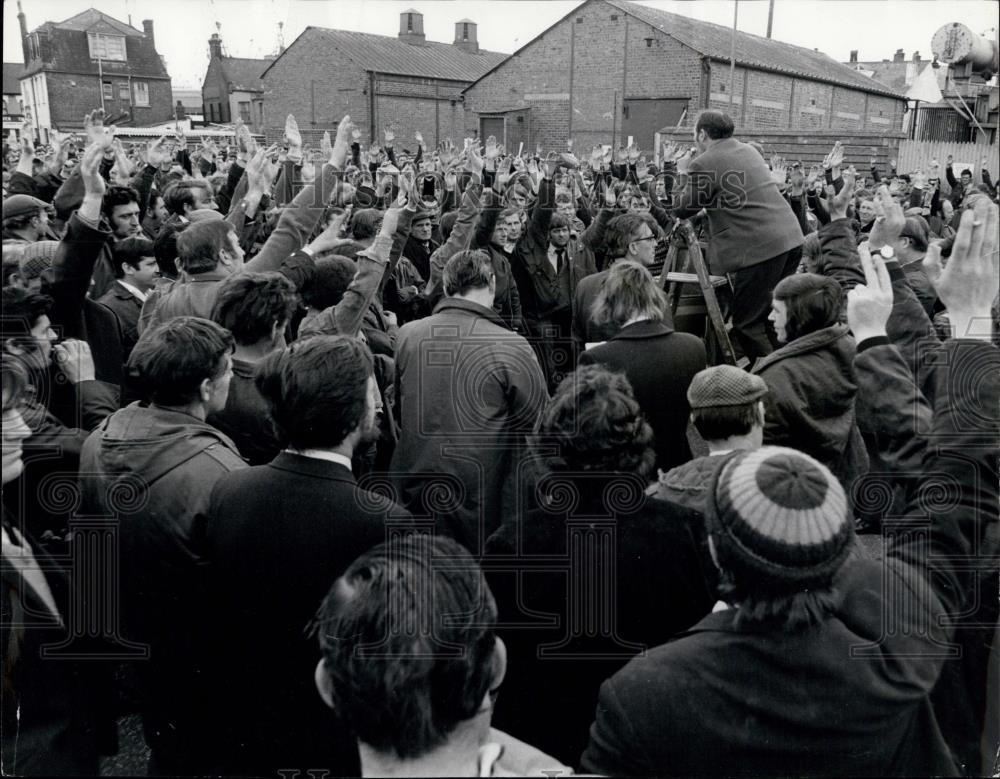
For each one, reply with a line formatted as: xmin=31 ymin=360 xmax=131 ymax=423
xmin=849 ymin=50 xmax=858 ymax=63
xmin=912 ymin=50 xmax=921 ymax=63
xmin=142 ymin=19 xmax=155 ymax=48
xmin=893 ymin=48 xmax=905 ymax=62
xmin=209 ymin=33 xmax=223 ymax=60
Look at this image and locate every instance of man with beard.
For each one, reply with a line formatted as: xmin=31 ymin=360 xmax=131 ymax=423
xmin=201 ymin=335 xmax=410 ymax=777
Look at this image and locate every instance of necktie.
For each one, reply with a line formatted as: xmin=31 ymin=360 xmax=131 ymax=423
xmin=556 ymin=248 xmax=566 ymax=274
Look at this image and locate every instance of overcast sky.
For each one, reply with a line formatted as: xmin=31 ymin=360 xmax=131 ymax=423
xmin=4 ymin=0 xmax=997 ymax=89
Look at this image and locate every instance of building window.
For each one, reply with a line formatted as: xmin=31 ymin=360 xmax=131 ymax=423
xmin=238 ymin=101 xmax=251 ymax=123
xmin=462 ymin=23 xmax=469 ymax=41
xmin=258 ymin=102 xmax=264 ymax=125
xmin=102 ymin=81 xmax=113 ymax=101
xmin=88 ymin=33 xmax=126 ymax=61
xmin=719 ymin=83 xmax=726 ymax=92
xmin=118 ymin=82 xmax=130 ymax=101
xmin=407 ymin=13 xmax=413 ymax=32
xmin=133 ymin=81 xmax=149 ymax=106
xmin=610 ymin=14 xmax=618 ymax=20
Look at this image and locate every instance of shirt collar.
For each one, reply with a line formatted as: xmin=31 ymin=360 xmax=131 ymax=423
xmin=117 ymin=279 xmax=149 ymax=303
xmin=284 ymin=448 xmax=352 ymax=471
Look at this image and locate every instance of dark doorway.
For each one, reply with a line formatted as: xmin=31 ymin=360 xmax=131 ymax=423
xmin=623 ymin=98 xmax=688 ymax=151
xmin=479 ymin=116 xmax=505 ymax=145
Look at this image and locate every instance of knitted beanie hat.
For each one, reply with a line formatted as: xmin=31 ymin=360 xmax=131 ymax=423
xmin=706 ymin=446 xmax=853 ymax=593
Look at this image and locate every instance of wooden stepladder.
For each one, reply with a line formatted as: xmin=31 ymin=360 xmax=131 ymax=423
xmin=658 ymin=220 xmax=737 ymax=365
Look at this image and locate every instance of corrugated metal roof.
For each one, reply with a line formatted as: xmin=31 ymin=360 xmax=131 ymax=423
xmin=607 ymin=0 xmax=905 ymax=98
xmin=219 ymin=57 xmax=267 ymax=92
xmin=264 ymin=27 xmax=506 ymax=82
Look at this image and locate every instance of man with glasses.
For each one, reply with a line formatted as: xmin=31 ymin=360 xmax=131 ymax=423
xmin=572 ymin=212 xmax=660 ymax=347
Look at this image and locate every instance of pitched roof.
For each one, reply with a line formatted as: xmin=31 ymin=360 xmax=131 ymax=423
xmin=219 ymin=57 xmax=268 ymax=92
xmin=607 ymin=0 xmax=903 ymax=98
xmin=262 ymin=27 xmax=506 ymax=82
xmin=3 ymin=63 xmax=23 ymax=94
xmin=848 ymin=60 xmax=948 ymax=93
xmin=49 ymin=8 xmax=145 ymax=37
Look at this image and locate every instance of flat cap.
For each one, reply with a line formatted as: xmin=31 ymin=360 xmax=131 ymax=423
xmin=687 ymin=365 xmax=768 ymax=409
xmin=3 ymin=194 xmax=51 ymax=221
xmin=19 ymin=240 xmax=60 ymax=280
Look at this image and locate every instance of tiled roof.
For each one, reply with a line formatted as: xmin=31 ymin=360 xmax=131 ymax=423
xmin=263 ymin=27 xmax=506 ymax=82
xmin=3 ymin=63 xmax=23 ymax=95
xmin=50 ymin=8 xmax=144 ymax=37
xmin=219 ymin=57 xmax=268 ymax=92
xmin=607 ymin=0 xmax=905 ymax=99
xmin=849 ymin=60 xmax=948 ymax=93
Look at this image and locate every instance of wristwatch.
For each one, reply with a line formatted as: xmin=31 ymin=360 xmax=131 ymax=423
xmin=871 ymin=245 xmax=894 ymax=259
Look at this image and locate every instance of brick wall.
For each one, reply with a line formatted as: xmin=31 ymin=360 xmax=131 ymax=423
xmin=262 ymin=29 xmax=371 ymax=145
xmin=262 ymin=29 xmax=475 ymax=148
xmin=464 ymin=0 xmax=703 ymax=152
xmin=830 ymin=86 xmax=867 ymax=131
xmin=47 ymin=73 xmax=173 ymax=128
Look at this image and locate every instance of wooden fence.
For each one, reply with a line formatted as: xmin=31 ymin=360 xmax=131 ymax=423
xmin=896 ymin=140 xmax=999 ymax=179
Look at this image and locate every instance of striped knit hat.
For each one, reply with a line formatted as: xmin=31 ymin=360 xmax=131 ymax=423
xmin=706 ymin=446 xmax=853 ymax=592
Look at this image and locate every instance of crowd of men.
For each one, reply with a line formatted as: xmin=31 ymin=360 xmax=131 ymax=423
xmin=2 ymin=103 xmax=999 ymax=777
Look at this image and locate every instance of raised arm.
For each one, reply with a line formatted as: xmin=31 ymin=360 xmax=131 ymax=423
xmin=244 ymin=116 xmax=354 ymax=274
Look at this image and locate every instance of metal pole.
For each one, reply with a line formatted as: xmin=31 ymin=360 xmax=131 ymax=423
xmin=766 ymin=0 xmax=774 ymax=39
xmin=729 ymin=1 xmax=738 ymax=108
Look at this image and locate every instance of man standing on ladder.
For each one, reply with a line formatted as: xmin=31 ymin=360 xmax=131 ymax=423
xmin=670 ymin=110 xmax=804 ymax=365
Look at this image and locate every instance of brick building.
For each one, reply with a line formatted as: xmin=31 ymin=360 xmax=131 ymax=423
xmin=260 ymin=9 xmax=506 ymax=146
xmin=201 ymin=34 xmax=268 ymax=132
xmin=16 ymin=6 xmax=173 ymax=142
xmin=463 ymin=0 xmax=906 ymax=157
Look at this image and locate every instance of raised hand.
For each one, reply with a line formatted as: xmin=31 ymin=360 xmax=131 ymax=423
xmin=602 ymin=146 xmax=613 ymax=166
xmin=465 ymin=142 xmax=484 ymax=176
xmin=590 ymin=145 xmax=603 ymax=170
xmin=79 ymin=140 xmax=106 ymax=198
xmin=848 ymin=243 xmax=894 ymax=343
xmin=559 ymin=150 xmax=580 ymax=169
xmin=868 ymin=185 xmax=904 ymax=250
xmin=321 ymin=130 xmax=332 ymax=161
xmin=144 ymin=135 xmax=171 ymax=168
xmin=414 ymin=130 xmax=424 ymax=147
xmin=827 ymin=141 xmax=844 ymax=169
xmin=788 ymin=166 xmax=805 ymax=196
xmin=330 ymin=115 xmax=354 ymax=168
xmin=923 ymin=194 xmax=999 ymax=339
xmin=828 ymin=170 xmax=855 ymax=220
xmin=383 ymin=124 xmax=395 ymax=146
xmin=84 ymin=109 xmax=115 ymax=150
xmin=674 ymin=148 xmax=694 ymax=175
xmin=438 ymin=139 xmax=456 ymax=168
xmin=626 ymin=142 xmax=640 ymax=164
xmin=770 ymin=155 xmax=787 ymax=186
xmin=614 ymin=146 xmax=627 ymax=164
xmin=484 ymin=135 xmax=500 ymax=161
xmin=246 ymin=145 xmax=280 ymax=194
xmin=284 ymin=114 xmax=302 ymax=160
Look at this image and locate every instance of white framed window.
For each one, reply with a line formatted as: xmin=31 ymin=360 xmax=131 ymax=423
xmin=238 ymin=101 xmax=251 ymax=122
xmin=118 ymin=82 xmax=130 ymax=101
xmin=88 ymin=33 xmax=126 ymax=61
xmin=133 ymin=81 xmax=149 ymax=106
xmin=102 ymin=81 xmax=113 ymax=101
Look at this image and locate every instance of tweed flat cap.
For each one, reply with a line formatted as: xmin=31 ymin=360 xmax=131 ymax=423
xmin=687 ymin=365 xmax=768 ymax=409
